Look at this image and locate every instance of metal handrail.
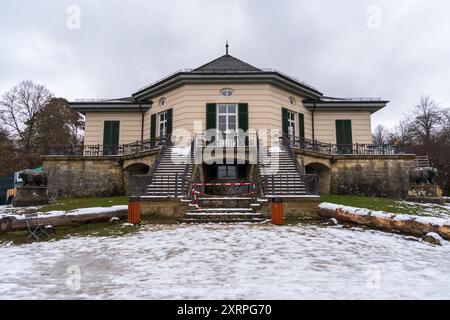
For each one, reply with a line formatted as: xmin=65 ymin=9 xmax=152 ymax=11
xmin=147 ymin=135 xmax=172 ymax=186
xmin=284 ymin=135 xmax=412 ymax=156
xmin=180 ymin=138 xmax=195 ymax=197
xmin=281 ymin=134 xmax=304 ymax=175
xmin=45 ymin=136 xmax=166 ymax=157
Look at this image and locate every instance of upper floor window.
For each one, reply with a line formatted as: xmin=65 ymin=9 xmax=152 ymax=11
xmin=159 ymin=112 xmax=168 ymax=137
xmin=220 ymin=88 xmax=234 ymax=97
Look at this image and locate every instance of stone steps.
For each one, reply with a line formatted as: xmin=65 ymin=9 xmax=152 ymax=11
xmin=179 ymin=209 xmax=266 ymax=224
xmin=144 ymin=144 xmax=194 ymax=197
xmin=258 ymin=142 xmax=307 ymax=197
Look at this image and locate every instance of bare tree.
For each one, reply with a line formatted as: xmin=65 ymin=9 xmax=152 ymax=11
xmin=372 ymin=124 xmax=390 ymax=145
xmin=0 ymin=81 xmax=53 ymax=167
xmin=0 ymin=126 xmax=19 ymax=177
xmin=408 ymin=95 xmax=442 ymax=144
xmin=440 ymin=108 xmax=450 ymax=142
xmin=389 ymin=119 xmax=413 ymax=144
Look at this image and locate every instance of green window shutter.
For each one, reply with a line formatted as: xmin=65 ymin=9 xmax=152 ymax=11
xmin=238 ymin=103 xmax=249 ymax=132
xmin=103 ymin=121 xmax=120 ymax=155
xmin=335 ymin=120 xmax=352 ymax=144
xmin=150 ymin=114 xmax=156 ymax=140
xmin=167 ymin=108 xmax=173 ymax=135
xmin=103 ymin=121 xmax=120 ymax=146
xmin=298 ymin=113 xmax=305 ymax=139
xmin=206 ymin=103 xmax=216 ymax=130
xmin=282 ymin=107 xmax=289 ymax=135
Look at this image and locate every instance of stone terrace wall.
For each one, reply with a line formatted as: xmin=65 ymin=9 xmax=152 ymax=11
xmin=42 ymin=150 xmax=158 ymax=199
xmin=330 ymin=155 xmax=416 ymax=198
xmin=294 ymin=149 xmax=416 ymax=199
xmin=43 ymin=157 xmax=124 ymax=198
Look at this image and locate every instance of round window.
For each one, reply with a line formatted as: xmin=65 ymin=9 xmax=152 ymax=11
xmin=159 ymin=97 xmax=166 ymax=107
xmin=220 ymin=88 xmax=234 ymax=97
xmin=289 ymin=97 xmax=296 ymax=105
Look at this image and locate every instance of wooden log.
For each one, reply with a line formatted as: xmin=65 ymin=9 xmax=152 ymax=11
xmin=0 ymin=209 xmax=128 ymax=234
xmin=318 ymin=206 xmax=450 ymax=241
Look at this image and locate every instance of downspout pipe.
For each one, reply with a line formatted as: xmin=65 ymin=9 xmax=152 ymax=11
xmin=139 ymin=104 xmax=144 ymax=143
xmin=138 ymin=100 xmax=153 ymax=144
xmin=312 ymin=100 xmax=317 ymax=141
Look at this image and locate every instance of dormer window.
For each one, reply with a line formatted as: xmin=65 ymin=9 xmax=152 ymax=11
xmin=220 ymin=88 xmax=234 ymax=97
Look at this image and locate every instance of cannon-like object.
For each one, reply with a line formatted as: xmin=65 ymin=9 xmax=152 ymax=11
xmin=410 ymin=167 xmax=438 ymax=185
xmin=18 ymin=170 xmax=48 ymax=187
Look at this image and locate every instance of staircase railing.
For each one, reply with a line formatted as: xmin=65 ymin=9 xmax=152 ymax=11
xmin=263 ymin=174 xmax=319 ymax=196
xmin=281 ymin=134 xmax=304 ymax=175
xmin=147 ymin=134 xmax=172 ymax=186
xmin=180 ymin=137 xmax=195 ymax=197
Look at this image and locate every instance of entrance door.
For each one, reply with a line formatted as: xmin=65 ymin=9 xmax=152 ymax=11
xmin=217 ymin=104 xmax=237 ymax=147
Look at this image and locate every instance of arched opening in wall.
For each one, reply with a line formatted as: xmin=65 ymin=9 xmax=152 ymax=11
xmin=123 ymin=163 xmax=150 ymax=195
xmin=305 ymin=163 xmax=332 ymax=194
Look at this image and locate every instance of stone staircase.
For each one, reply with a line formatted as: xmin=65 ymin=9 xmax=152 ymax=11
xmin=257 ymin=139 xmax=307 ymax=196
xmin=144 ymin=145 xmax=194 ymax=197
xmin=178 ymin=197 xmax=267 ymax=224
xmin=416 ymin=155 xmax=430 ymax=168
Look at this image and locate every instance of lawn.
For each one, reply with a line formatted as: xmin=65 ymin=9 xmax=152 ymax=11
xmin=320 ymin=194 xmax=450 ymax=218
xmin=40 ymin=196 xmax=128 ymax=212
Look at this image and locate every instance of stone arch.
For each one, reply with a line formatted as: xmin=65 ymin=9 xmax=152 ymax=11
xmin=305 ymin=162 xmax=332 ymax=194
xmin=123 ymin=163 xmax=150 ymax=195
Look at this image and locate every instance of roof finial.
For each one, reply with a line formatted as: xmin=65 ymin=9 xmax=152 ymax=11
xmin=226 ymin=39 xmax=229 ymax=55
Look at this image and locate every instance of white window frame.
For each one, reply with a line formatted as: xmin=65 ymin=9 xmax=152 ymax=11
xmin=159 ymin=111 xmax=168 ymax=137
xmin=217 ymin=104 xmax=238 ymax=147
xmin=217 ymin=165 xmax=237 ymax=179
xmin=219 ymin=88 xmax=234 ymax=97
xmin=287 ymin=110 xmax=296 ymax=137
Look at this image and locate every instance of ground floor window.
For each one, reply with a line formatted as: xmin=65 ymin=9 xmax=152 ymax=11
xmin=204 ymin=164 xmax=248 ymax=182
xmin=217 ymin=165 xmax=237 ymax=179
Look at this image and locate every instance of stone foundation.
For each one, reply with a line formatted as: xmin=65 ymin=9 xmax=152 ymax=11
xmin=261 ymin=196 xmax=321 ymax=219
xmin=13 ymin=187 xmax=49 ymax=207
xmin=407 ymin=184 xmax=445 ymax=205
xmin=140 ymin=198 xmax=188 ymax=219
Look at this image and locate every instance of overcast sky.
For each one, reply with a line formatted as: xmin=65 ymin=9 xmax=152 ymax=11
xmin=1 ymin=0 xmax=449 ymax=128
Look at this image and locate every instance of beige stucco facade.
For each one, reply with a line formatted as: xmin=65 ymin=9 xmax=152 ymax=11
xmin=83 ymin=83 xmax=374 ymax=146
xmin=314 ymin=110 xmax=373 ymax=144
xmin=84 ymin=112 xmax=142 ymax=145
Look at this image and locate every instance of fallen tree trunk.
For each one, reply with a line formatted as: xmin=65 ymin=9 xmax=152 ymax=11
xmin=318 ymin=203 xmax=450 ymax=240
xmin=0 ymin=207 xmax=128 ymax=234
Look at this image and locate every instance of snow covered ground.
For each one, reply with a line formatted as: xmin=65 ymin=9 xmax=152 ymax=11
xmin=392 ymin=201 xmax=450 ymax=219
xmin=1 ymin=223 xmax=450 ymax=299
